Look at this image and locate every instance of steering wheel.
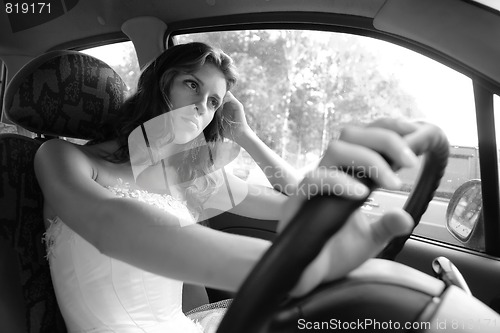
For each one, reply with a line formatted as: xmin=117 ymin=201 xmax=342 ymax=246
xmin=217 ymin=124 xmax=450 ymax=333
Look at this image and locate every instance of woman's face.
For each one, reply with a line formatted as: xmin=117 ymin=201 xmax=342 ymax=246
xmin=168 ymin=63 xmax=227 ymax=144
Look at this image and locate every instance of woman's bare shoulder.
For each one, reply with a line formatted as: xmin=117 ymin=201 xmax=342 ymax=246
xmin=36 ymin=138 xmax=91 ymax=160
xmin=35 ymin=139 xmax=133 ymax=187
xmin=36 ymin=138 xmax=86 ymax=161
xmin=36 ymin=139 xmax=119 ymax=165
xmin=34 ymin=139 xmax=96 ymax=180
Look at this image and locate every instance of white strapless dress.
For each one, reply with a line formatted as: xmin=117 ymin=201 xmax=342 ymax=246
xmin=44 ymin=185 xmax=225 ymax=333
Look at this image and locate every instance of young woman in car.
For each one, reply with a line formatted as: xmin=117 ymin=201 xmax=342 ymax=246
xmin=35 ymin=42 xmax=418 ymax=332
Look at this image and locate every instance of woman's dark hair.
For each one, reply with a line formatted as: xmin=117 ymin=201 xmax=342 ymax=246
xmin=93 ymin=42 xmax=238 ymax=217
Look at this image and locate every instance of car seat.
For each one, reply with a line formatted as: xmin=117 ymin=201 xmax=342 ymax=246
xmin=0 ymin=50 xmax=128 ymax=333
xmin=0 ymin=49 xmax=212 ymax=332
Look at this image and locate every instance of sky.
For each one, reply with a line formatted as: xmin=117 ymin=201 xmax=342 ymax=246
xmin=363 ymin=37 xmax=480 ymax=147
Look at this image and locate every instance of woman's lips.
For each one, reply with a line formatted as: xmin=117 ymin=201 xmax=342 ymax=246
xmin=180 ymin=116 xmax=198 ymax=129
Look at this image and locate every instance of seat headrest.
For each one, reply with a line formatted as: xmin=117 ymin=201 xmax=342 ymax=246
xmin=4 ymin=50 xmax=126 ymax=140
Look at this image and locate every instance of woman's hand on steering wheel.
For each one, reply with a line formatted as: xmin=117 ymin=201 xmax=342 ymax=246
xmin=279 ymin=118 xmax=421 ymax=297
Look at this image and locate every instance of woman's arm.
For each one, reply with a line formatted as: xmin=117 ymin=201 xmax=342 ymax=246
xmin=35 ymin=118 xmax=421 ymax=296
xmin=203 ymin=169 xmax=287 ymax=220
xmin=34 ymin=139 xmax=271 ymax=292
xmin=221 ymin=92 xmax=302 ymax=194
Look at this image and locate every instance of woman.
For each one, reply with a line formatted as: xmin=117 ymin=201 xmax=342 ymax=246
xmin=35 ymin=42 xmax=418 ymax=332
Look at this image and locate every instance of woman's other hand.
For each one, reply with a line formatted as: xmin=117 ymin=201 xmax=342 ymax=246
xmin=220 ymin=91 xmax=252 ymax=142
xmin=281 ymin=118 xmax=421 ymax=297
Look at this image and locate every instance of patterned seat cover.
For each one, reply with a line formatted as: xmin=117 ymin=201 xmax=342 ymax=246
xmin=0 ymin=50 xmax=126 ymax=333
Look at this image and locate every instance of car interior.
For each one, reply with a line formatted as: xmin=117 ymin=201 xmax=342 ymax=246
xmin=1 ymin=0 xmax=500 ymax=332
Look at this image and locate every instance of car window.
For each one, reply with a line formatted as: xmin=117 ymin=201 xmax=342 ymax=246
xmin=0 ymin=60 xmax=18 ymax=135
xmin=496 ymin=94 xmax=500 ymax=140
xmin=173 ymin=30 xmax=478 ymax=247
xmin=81 ymin=41 xmax=140 ymax=97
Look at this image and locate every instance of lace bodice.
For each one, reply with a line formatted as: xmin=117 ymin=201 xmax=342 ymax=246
xmin=105 ymin=183 xmax=196 ymax=226
xmin=44 ymin=184 xmax=202 ymax=333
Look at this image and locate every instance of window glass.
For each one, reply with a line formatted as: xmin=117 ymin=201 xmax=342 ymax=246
xmin=496 ymin=93 xmax=500 ymax=172
xmin=0 ymin=61 xmax=18 ymax=135
xmin=81 ymin=41 xmax=140 ymax=96
xmin=496 ymin=94 xmax=500 ymax=143
xmin=173 ymin=30 xmax=477 ymax=247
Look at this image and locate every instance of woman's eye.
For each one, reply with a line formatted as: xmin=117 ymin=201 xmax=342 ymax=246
xmin=210 ymin=99 xmax=220 ymax=109
xmin=185 ymin=80 xmax=198 ymax=91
